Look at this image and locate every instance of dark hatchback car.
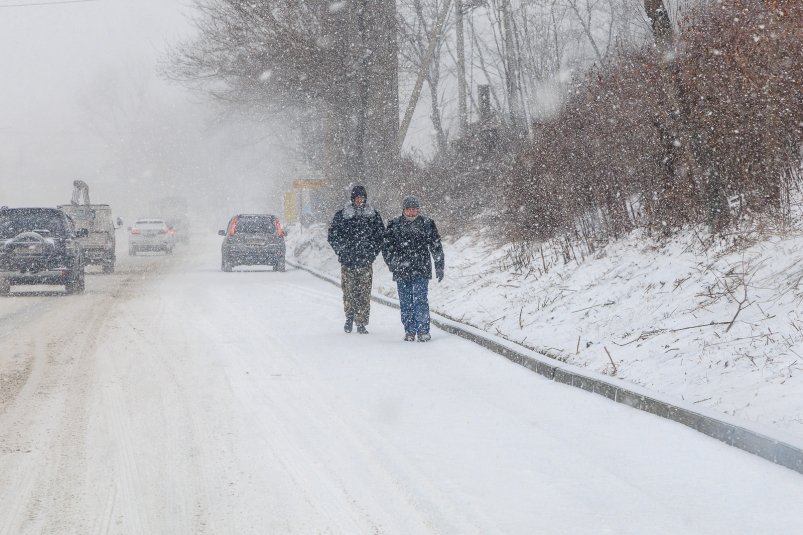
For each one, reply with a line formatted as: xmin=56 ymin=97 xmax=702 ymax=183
xmin=219 ymin=214 xmax=286 ymax=272
xmin=0 ymin=207 xmax=88 ymax=295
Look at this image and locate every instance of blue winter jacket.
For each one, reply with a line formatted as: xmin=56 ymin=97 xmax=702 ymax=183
xmin=382 ymin=215 xmax=445 ymax=281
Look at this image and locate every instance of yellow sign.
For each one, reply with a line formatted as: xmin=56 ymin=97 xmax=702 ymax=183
xmin=284 ymin=191 xmax=298 ymax=223
xmin=292 ymin=179 xmax=329 ymax=189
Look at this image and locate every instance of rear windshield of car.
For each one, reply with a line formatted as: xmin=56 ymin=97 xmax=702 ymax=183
xmin=235 ymin=216 xmax=276 ymax=235
xmin=135 ymin=220 xmax=166 ymax=228
xmin=0 ymin=209 xmax=65 ymax=239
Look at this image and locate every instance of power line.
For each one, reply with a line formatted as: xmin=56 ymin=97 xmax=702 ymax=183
xmin=0 ymin=0 xmax=100 ymax=8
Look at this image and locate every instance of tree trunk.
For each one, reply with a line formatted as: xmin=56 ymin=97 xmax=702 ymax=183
xmin=427 ymin=72 xmax=448 ymax=154
xmin=643 ymin=0 xmax=729 ymax=230
xmin=644 ymin=0 xmax=673 ymax=52
xmin=362 ymin=0 xmax=400 ymax=184
xmin=354 ymin=0 xmax=370 ymax=183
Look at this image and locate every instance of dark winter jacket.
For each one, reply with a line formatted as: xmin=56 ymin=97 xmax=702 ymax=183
xmin=382 ymin=215 xmax=445 ymax=281
xmin=327 ymin=202 xmax=385 ymax=269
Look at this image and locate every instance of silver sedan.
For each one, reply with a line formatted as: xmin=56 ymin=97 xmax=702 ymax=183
xmin=128 ymin=219 xmax=175 ymax=255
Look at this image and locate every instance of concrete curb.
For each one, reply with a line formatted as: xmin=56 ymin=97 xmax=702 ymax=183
xmin=288 ymin=259 xmax=803 ymax=476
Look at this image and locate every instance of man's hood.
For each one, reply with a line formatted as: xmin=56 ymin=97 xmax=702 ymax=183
xmin=343 ymin=202 xmax=376 ymax=220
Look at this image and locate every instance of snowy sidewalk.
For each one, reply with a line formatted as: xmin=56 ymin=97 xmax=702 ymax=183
xmin=288 ymin=223 xmax=803 ymax=443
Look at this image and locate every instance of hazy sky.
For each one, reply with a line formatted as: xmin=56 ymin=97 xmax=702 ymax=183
xmin=0 ymin=0 xmax=296 ymax=225
xmin=0 ymin=0 xmax=439 ymax=225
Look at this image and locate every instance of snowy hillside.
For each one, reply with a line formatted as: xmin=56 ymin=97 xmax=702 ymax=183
xmin=288 ymin=220 xmax=803 ymax=442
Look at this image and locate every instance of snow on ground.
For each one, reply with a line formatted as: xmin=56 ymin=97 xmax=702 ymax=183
xmin=288 ymin=219 xmax=803 ymax=442
xmin=2 ymin=236 xmax=803 ymax=533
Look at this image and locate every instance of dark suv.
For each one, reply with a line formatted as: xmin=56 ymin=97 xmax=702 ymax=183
xmin=218 ymin=214 xmax=286 ymax=272
xmin=0 ymin=207 xmax=88 ymax=295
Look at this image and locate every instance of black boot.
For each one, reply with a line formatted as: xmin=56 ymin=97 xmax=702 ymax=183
xmin=356 ymin=324 xmax=369 ymax=334
xmin=344 ymin=315 xmax=354 ymax=333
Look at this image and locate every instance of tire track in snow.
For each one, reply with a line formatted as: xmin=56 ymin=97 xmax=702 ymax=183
xmin=0 ymin=336 xmax=48 ymax=535
xmin=0 ymin=257 xmax=176 ymax=534
xmin=24 ymin=277 xmax=131 ymax=534
xmin=84 ymin=282 xmax=213 ymax=534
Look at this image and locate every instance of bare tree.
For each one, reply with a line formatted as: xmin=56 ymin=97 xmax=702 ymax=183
xmin=461 ymin=0 xmax=639 ymax=129
xmin=506 ymin=0 xmax=802 ymax=244
xmin=398 ymin=0 xmax=453 ymax=154
xmin=167 ymin=0 xmax=398 ymax=192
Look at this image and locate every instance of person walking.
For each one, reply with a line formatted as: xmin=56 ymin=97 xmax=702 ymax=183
xmin=327 ymin=185 xmax=385 ymax=334
xmin=382 ymin=195 xmax=444 ymax=342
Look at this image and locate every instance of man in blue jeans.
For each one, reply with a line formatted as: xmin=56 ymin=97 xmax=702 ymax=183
xmin=382 ymin=195 xmax=445 ymax=342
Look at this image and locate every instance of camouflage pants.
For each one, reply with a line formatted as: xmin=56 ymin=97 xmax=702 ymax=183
xmin=341 ymin=265 xmax=373 ymax=325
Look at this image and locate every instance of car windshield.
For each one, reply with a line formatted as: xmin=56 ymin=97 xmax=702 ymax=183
xmin=0 ymin=209 xmax=65 ymax=239
xmin=235 ymin=216 xmax=275 ymax=235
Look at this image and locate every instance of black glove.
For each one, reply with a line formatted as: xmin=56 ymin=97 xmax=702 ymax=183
xmin=436 ymin=268 xmax=444 ymax=282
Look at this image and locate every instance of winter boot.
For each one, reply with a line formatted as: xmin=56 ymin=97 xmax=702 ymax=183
xmin=404 ymin=333 xmax=416 ymax=342
xmin=344 ymin=315 xmax=354 ymax=333
xmin=417 ymin=332 xmax=431 ymax=342
xmin=356 ymin=324 xmax=369 ymax=334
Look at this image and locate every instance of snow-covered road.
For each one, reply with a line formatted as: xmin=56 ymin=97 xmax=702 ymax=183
xmin=1 ymin=238 xmax=802 ymax=534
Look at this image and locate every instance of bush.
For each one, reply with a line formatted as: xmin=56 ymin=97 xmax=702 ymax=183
xmin=507 ymin=0 xmax=802 ymax=243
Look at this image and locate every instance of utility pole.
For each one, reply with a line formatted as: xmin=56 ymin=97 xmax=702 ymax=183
xmin=455 ymin=0 xmax=468 ymax=134
xmin=354 ymin=0 xmax=370 ymax=183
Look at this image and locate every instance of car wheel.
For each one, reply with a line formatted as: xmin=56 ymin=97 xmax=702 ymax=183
xmin=0 ymin=278 xmax=10 ymax=296
xmin=65 ymin=266 xmax=85 ymax=294
xmin=222 ymin=255 xmax=232 ymax=272
xmin=275 ymin=258 xmax=286 ymax=272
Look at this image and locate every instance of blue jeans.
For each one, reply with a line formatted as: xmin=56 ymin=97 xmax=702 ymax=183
xmin=397 ymin=277 xmax=430 ymax=335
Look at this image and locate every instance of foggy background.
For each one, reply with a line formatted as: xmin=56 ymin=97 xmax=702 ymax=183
xmin=0 ymin=0 xmax=306 ymax=231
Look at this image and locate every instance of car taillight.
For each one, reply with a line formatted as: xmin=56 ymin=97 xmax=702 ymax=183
xmin=228 ymin=216 xmax=238 ymax=237
xmin=274 ymin=218 xmax=284 ymax=237
xmin=131 ymin=228 xmax=141 ymax=235
xmin=167 ymin=229 xmax=176 ymax=235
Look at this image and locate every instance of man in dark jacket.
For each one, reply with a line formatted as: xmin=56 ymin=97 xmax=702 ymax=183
xmin=382 ymin=195 xmax=444 ymax=342
xmin=327 ymin=185 xmax=385 ymax=334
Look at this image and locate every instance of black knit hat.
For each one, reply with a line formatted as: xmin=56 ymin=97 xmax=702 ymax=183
xmin=402 ymin=195 xmax=420 ymax=209
xmin=351 ymin=185 xmax=367 ymax=202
